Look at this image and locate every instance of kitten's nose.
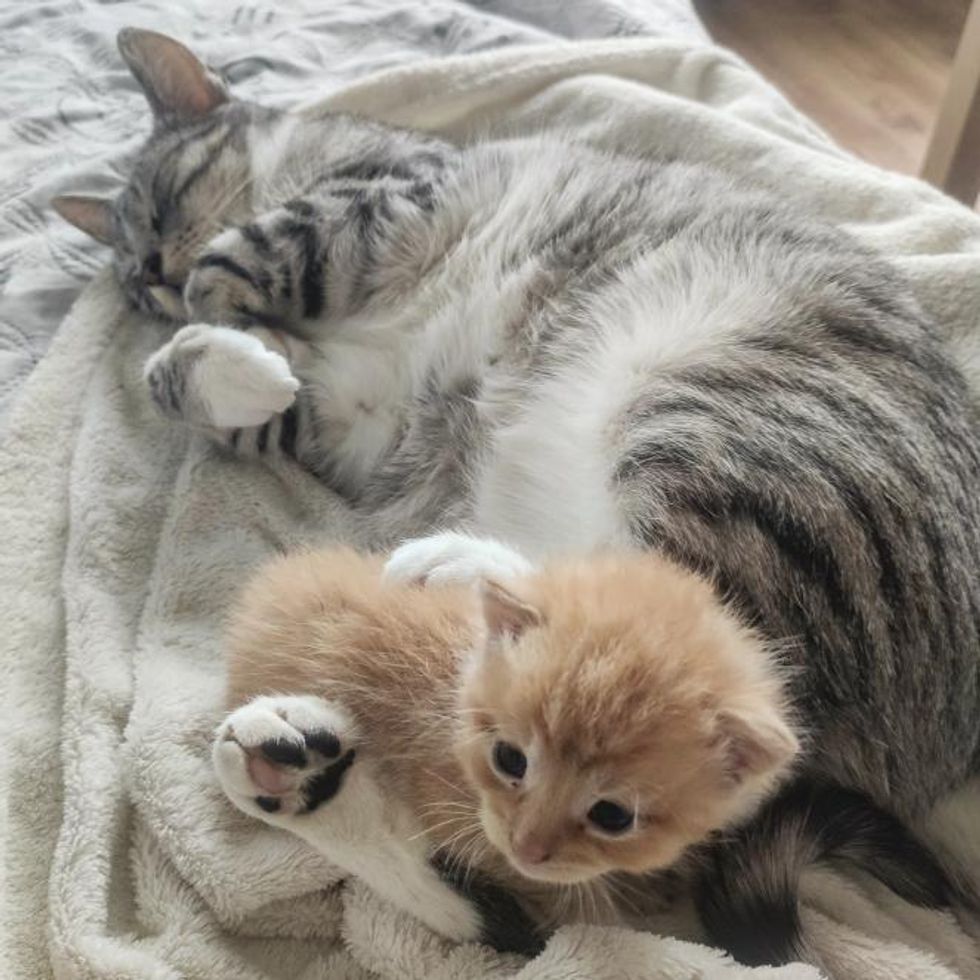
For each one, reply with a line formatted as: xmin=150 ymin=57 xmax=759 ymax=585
xmin=512 ymin=835 xmax=552 ymax=866
xmin=141 ymin=251 xmax=164 ymax=286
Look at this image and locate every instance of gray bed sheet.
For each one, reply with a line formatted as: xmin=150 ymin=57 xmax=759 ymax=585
xmin=0 ymin=0 xmax=705 ymax=432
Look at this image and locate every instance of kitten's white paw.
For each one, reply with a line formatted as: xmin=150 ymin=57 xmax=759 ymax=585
xmin=144 ymin=324 xmax=299 ymax=428
xmin=213 ymin=695 xmax=357 ymax=821
xmin=384 ymin=531 xmax=535 ymax=587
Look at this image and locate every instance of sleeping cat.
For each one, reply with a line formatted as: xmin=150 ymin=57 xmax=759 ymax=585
xmin=214 ymin=542 xmax=800 ymax=952
xmin=56 ymin=28 xmax=980 ymax=965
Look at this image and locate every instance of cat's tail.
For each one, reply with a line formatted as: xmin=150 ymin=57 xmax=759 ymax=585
xmin=694 ymin=779 xmax=962 ymax=966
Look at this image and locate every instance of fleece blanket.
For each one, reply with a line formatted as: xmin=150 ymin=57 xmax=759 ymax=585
xmin=5 ymin=21 xmax=980 ymax=980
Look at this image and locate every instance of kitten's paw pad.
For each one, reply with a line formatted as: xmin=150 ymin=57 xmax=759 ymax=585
xmin=145 ymin=324 xmax=299 ymax=428
xmin=213 ymin=695 xmax=357 ymax=819
xmin=384 ymin=532 xmax=535 ymax=587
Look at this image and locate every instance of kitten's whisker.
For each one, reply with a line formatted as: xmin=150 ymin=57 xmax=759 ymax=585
xmin=418 ymin=800 xmax=478 ymax=814
xmin=410 ymin=815 xmax=472 ymax=842
xmin=422 ymin=768 xmax=469 ymax=796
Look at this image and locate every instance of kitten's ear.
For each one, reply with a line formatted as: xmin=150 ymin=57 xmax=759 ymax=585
xmin=717 ymin=707 xmax=799 ymax=785
xmin=480 ymin=580 xmax=542 ymax=643
xmin=117 ymin=28 xmax=228 ymax=122
xmin=51 ymin=195 xmax=114 ymax=244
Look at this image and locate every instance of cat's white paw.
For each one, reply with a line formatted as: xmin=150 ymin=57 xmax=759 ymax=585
xmin=384 ymin=532 xmax=535 ymax=587
xmin=144 ymin=324 xmax=299 ymax=429
xmin=213 ymin=695 xmax=357 ymax=821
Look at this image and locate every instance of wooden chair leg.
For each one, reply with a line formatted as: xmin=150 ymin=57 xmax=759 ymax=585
xmin=922 ymin=0 xmax=980 ymax=205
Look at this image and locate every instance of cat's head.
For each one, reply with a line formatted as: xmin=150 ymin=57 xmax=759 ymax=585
xmin=51 ymin=29 xmax=264 ymax=319
xmin=454 ymin=555 xmax=799 ymax=885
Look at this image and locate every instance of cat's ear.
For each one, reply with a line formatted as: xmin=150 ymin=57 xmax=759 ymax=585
xmin=117 ymin=28 xmax=228 ymax=122
xmin=716 ymin=707 xmax=798 ymax=786
xmin=51 ymin=195 xmax=114 ymax=244
xmin=480 ymin=580 xmax=542 ymax=643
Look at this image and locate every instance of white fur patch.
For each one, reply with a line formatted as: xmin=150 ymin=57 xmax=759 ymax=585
xmin=384 ymin=531 xmax=535 ymax=586
xmin=144 ymin=323 xmax=299 ymax=428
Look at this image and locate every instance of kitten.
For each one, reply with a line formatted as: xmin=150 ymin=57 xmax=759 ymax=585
xmin=59 ymin=29 xmax=980 ymax=964
xmin=214 ymin=543 xmax=798 ymax=948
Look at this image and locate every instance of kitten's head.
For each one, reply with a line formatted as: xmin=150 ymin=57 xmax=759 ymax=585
xmin=454 ymin=555 xmax=798 ymax=885
xmin=52 ymin=29 xmax=263 ymax=318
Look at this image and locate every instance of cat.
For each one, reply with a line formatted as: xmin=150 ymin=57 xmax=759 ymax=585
xmin=56 ymin=28 xmax=980 ymax=965
xmin=213 ymin=541 xmax=800 ymax=952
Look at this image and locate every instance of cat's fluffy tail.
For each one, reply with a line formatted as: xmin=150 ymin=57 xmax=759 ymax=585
xmin=694 ymin=779 xmax=961 ymax=966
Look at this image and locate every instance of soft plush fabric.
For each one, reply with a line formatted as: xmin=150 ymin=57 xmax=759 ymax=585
xmin=4 ymin=14 xmax=980 ymax=980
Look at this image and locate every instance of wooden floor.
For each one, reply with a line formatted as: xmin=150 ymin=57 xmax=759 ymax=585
xmin=693 ymin=0 xmax=970 ymax=175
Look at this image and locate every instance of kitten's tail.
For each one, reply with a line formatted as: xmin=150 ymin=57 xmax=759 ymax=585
xmin=694 ymin=779 xmax=961 ymax=967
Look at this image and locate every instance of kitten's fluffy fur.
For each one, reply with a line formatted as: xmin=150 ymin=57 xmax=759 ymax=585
xmin=221 ymin=545 xmax=795 ymax=926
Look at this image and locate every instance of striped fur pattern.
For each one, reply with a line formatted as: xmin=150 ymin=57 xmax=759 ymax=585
xmin=694 ymin=780 xmax=959 ymax=965
xmin=54 ymin=30 xmax=980 ymax=965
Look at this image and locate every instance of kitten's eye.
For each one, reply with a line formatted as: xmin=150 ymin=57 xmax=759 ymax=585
xmin=492 ymin=741 xmax=527 ymax=781
xmin=587 ymin=800 xmax=634 ymax=834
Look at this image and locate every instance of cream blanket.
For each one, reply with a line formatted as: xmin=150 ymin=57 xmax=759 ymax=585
xmin=4 ymin=35 xmax=980 ymax=980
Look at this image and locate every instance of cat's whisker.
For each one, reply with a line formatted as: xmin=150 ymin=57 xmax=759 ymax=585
xmin=418 ymin=799 xmax=478 ymax=813
xmin=605 ymin=874 xmax=648 ymax=915
xmin=421 ymin=767 xmax=469 ymax=796
xmin=449 ymin=832 xmax=490 ymax=889
xmin=409 ymin=816 xmax=471 ymax=843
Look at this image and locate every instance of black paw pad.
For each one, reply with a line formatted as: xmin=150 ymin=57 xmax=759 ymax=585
xmin=301 ymin=748 xmax=356 ymax=812
xmin=256 ymin=796 xmax=281 ymax=814
xmin=260 ymin=738 xmax=308 ymax=768
xmin=304 ymin=730 xmax=341 ymax=758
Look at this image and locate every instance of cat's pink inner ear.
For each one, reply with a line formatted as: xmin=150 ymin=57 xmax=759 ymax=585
xmin=51 ymin=195 xmax=113 ymax=244
xmin=717 ymin=708 xmax=799 ymax=785
xmin=117 ymin=28 xmax=228 ymax=121
xmin=481 ymin=580 xmax=542 ymax=643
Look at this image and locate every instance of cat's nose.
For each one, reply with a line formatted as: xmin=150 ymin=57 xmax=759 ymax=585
xmin=512 ymin=835 xmax=552 ymax=866
xmin=141 ymin=251 xmax=164 ymax=286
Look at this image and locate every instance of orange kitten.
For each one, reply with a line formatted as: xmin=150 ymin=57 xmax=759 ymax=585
xmin=456 ymin=557 xmax=798 ymax=884
xmin=214 ymin=544 xmax=797 ymax=944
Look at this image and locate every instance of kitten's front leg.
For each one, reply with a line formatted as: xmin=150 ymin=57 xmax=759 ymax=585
xmin=384 ymin=531 xmax=536 ymax=586
xmin=213 ymin=695 xmax=486 ymax=945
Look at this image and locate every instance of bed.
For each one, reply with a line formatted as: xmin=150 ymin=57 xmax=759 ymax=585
xmin=3 ymin=2 xmax=980 ymax=978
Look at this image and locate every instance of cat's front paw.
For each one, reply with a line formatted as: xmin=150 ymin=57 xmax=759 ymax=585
xmin=144 ymin=324 xmax=299 ymax=429
xmin=384 ymin=531 xmax=535 ymax=587
xmin=213 ymin=695 xmax=357 ymax=821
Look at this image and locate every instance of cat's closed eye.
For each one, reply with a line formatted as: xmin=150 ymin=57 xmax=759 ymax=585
xmin=142 ymin=251 xmax=164 ymax=285
xmin=586 ymin=799 xmax=634 ymax=835
xmin=492 ymin=740 xmax=527 ymax=782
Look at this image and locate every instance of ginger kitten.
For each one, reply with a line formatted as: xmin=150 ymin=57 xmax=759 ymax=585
xmin=215 ymin=545 xmax=797 ymax=943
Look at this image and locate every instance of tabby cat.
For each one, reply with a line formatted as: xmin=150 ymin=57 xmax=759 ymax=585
xmin=55 ymin=28 xmax=980 ymax=965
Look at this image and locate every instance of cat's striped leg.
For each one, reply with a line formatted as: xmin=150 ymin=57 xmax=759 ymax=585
xmin=186 ymin=180 xmax=442 ymax=331
xmin=184 ymin=203 xmax=328 ymax=328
